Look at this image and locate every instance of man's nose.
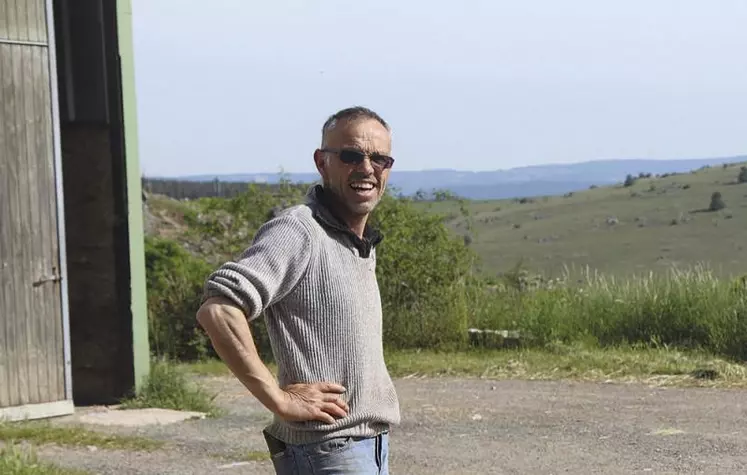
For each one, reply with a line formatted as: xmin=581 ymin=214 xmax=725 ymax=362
xmin=356 ymin=157 xmax=375 ymax=174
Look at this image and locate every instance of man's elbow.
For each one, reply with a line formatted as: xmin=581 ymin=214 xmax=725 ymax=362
xmin=196 ymin=301 xmax=213 ymax=328
xmin=196 ymin=296 xmax=245 ymax=330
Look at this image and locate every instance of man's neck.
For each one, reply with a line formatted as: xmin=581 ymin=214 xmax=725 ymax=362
xmin=344 ymin=215 xmax=368 ymax=240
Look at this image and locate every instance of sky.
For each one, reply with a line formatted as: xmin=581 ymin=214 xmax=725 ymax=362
xmin=131 ymin=0 xmax=747 ymax=177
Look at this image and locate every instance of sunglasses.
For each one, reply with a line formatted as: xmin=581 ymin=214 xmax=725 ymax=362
xmin=321 ymin=148 xmax=395 ymax=170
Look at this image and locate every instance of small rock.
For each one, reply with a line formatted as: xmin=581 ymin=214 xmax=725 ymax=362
xmin=87 ymin=445 xmax=98 ymax=452
xmin=471 ymin=414 xmax=483 ymax=421
xmin=218 ymin=462 xmax=251 ymax=469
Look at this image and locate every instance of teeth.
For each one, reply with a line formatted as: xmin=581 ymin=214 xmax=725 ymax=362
xmin=351 ymin=183 xmax=375 ymax=191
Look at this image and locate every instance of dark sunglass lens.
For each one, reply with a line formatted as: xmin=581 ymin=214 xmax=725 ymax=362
xmin=371 ymin=155 xmax=392 ymax=168
xmin=339 ymin=150 xmax=365 ymax=164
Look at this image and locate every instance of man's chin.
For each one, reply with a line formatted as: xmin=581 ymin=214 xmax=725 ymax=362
xmin=347 ymin=199 xmax=379 ymax=216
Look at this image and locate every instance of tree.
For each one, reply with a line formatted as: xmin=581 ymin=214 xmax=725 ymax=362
xmin=709 ymin=191 xmax=726 ymax=211
xmin=738 ymin=166 xmax=747 ymax=184
xmin=623 ymin=174 xmax=636 ymax=187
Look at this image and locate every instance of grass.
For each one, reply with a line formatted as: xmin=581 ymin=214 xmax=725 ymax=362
xmin=0 ymin=444 xmax=89 ymax=475
xmin=420 ymin=161 xmax=747 ymax=278
xmin=469 ymin=266 xmax=747 ymax=362
xmin=384 ymin=345 xmax=747 ymax=388
xmin=0 ymin=423 xmax=163 ymax=451
xmin=181 ymin=359 xmax=243 ymax=377
xmin=178 ymin=359 xmax=270 ymax=378
xmin=176 ymin=265 xmax=747 ymax=388
xmin=120 ymin=360 xmax=223 ymax=417
xmin=179 ymin=345 xmax=747 ymax=389
xmin=245 ymin=451 xmax=271 ymax=462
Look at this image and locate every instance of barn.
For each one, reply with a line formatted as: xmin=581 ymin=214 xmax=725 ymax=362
xmin=1 ymin=0 xmax=150 ymax=421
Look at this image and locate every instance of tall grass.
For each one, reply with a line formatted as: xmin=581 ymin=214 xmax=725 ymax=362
xmin=472 ymin=266 xmax=747 ymax=361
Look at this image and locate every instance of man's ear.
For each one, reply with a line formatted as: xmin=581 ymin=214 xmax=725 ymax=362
xmin=313 ymin=149 xmax=327 ymax=177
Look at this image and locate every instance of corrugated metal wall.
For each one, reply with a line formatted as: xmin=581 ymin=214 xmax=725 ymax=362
xmin=0 ymin=0 xmax=67 ymax=408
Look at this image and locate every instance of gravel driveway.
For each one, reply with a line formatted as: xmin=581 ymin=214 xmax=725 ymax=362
xmin=38 ymin=376 xmax=747 ymax=474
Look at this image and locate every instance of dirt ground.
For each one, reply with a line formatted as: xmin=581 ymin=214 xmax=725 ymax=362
xmin=36 ymin=375 xmax=747 ymax=474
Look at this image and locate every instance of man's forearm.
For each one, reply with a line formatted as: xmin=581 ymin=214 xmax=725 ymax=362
xmin=196 ymin=297 xmax=283 ymax=413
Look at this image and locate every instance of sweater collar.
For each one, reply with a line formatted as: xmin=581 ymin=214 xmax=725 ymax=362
xmin=306 ymin=184 xmax=383 ymax=256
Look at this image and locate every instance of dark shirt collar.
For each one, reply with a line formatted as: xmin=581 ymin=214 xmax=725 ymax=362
xmin=306 ymin=184 xmax=383 ymax=257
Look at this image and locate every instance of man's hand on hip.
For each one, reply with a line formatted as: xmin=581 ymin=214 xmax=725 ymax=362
xmin=276 ymin=382 xmax=349 ymax=425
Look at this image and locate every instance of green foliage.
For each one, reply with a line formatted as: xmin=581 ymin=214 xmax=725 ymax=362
xmin=709 ymin=191 xmax=726 ymax=211
xmin=121 ymin=359 xmax=221 ymax=416
xmin=368 ymin=194 xmax=478 ymax=348
xmin=187 ymin=182 xmax=307 ymax=262
xmin=145 ymin=236 xmax=213 ymax=360
xmin=145 ymin=185 xmax=478 ymax=355
xmin=0 ymin=423 xmax=162 ymax=451
xmin=0 ymin=445 xmax=88 ymax=475
xmin=143 ymin=177 xmax=747 ymax=363
xmin=738 ymin=166 xmax=747 ymax=184
xmin=623 ymin=174 xmax=636 ymax=187
xmin=472 ymin=267 xmax=747 ymax=361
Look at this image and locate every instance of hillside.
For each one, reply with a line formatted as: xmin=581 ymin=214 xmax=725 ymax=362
xmin=421 ymin=162 xmax=747 ymax=279
xmin=144 ymin=162 xmax=747 ymax=280
xmin=162 ymin=155 xmax=746 ymax=200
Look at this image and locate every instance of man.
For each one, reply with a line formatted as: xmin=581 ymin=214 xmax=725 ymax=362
xmin=196 ymin=106 xmax=401 ymax=474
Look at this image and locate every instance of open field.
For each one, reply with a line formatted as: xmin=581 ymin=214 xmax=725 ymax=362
xmin=420 ymin=162 xmax=747 ymax=278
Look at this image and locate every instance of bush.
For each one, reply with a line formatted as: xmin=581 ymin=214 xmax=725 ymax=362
xmin=145 ymin=186 xmax=478 ymax=356
xmin=709 ymin=192 xmax=726 ymax=211
xmin=121 ymin=359 xmax=220 ymax=416
xmin=368 ymin=194 xmax=477 ymax=349
xmin=145 ymin=236 xmax=214 ymax=360
xmin=738 ymin=166 xmax=747 ymax=184
xmin=188 ymin=182 xmax=306 ymax=263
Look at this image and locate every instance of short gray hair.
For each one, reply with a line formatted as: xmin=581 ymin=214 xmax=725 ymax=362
xmin=321 ymin=106 xmax=390 ymax=146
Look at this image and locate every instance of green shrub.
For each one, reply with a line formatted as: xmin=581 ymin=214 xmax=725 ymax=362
xmin=145 ymin=236 xmax=214 ymax=360
xmin=738 ymin=166 xmax=747 ymax=184
xmin=121 ymin=359 xmax=220 ymax=416
xmin=709 ymin=191 xmax=726 ymax=211
xmin=145 ymin=186 xmax=478 ymax=355
xmin=368 ymin=194 xmax=477 ymax=349
xmin=188 ymin=182 xmax=306 ymax=263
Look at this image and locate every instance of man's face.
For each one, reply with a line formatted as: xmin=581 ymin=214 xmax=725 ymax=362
xmin=314 ymin=118 xmax=393 ymax=217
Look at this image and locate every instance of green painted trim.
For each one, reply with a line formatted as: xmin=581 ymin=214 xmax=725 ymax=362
xmin=117 ymin=0 xmax=150 ymax=391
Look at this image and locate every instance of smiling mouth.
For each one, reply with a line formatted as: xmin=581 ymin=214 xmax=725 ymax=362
xmin=349 ymin=182 xmax=377 ymax=192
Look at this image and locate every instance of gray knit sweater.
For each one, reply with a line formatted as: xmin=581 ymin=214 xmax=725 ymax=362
xmin=202 ymin=185 xmax=401 ymax=444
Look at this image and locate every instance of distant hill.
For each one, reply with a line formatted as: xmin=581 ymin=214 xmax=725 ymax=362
xmin=422 ymin=160 xmax=747 ymax=278
xmin=161 ymin=155 xmax=747 ymax=200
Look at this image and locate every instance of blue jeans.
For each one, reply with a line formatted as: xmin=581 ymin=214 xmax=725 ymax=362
xmin=268 ymin=432 xmax=389 ymax=475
